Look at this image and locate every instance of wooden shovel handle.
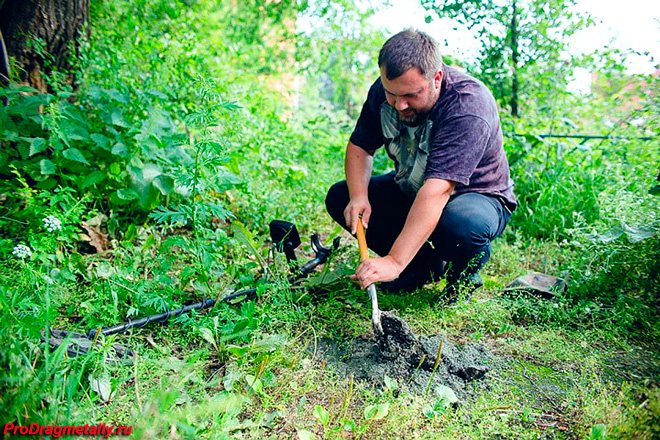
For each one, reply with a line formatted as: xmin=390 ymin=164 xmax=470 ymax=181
xmin=356 ymin=217 xmax=369 ymax=262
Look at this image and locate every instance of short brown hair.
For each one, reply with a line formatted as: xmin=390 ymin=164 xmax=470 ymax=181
xmin=378 ymin=29 xmax=443 ymax=80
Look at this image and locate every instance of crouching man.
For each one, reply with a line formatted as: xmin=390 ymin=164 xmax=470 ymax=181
xmin=325 ymin=29 xmax=516 ymax=300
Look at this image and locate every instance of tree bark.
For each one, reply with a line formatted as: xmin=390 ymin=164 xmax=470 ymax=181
xmin=0 ymin=29 xmax=9 ymax=86
xmin=509 ymin=0 xmax=519 ymax=117
xmin=0 ymin=0 xmax=89 ymax=92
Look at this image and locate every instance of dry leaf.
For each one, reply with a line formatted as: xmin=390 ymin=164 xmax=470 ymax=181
xmin=81 ymin=214 xmax=110 ymax=253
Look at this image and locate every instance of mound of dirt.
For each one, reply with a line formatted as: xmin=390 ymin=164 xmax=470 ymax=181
xmin=377 ymin=311 xmax=439 ymax=370
xmin=316 ymin=330 xmax=496 ymax=399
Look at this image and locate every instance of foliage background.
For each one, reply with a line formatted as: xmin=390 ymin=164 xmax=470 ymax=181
xmin=0 ymin=0 xmax=657 ymax=438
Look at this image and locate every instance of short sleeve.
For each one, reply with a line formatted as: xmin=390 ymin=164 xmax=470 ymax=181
xmin=424 ymin=115 xmax=490 ymax=185
xmin=349 ymin=79 xmax=385 ymax=151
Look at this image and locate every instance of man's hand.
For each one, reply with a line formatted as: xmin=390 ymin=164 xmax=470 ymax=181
xmin=344 ymin=197 xmax=371 ymax=235
xmin=344 ymin=141 xmax=374 ymax=234
xmin=352 ymin=255 xmax=403 ymax=289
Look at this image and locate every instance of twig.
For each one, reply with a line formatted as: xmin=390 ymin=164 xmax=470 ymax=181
xmin=106 ymin=278 xmax=140 ymax=296
xmin=407 ymin=354 xmax=427 ymax=389
xmin=484 ymin=405 xmax=513 ymax=411
xmin=433 ymin=339 xmax=444 ymax=370
xmin=339 ymin=374 xmax=354 ymax=421
xmin=424 ymin=339 xmax=444 ymax=398
xmin=0 ymin=215 xmax=28 ymax=225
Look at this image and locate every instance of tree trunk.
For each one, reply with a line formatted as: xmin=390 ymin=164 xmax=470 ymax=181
xmin=0 ymin=0 xmax=89 ymax=92
xmin=509 ymin=0 xmax=519 ymax=117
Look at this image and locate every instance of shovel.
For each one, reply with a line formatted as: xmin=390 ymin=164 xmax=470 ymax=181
xmin=356 ymin=217 xmax=383 ymax=338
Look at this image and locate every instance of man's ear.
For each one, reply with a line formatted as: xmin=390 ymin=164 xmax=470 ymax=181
xmin=434 ymin=70 xmax=443 ymax=90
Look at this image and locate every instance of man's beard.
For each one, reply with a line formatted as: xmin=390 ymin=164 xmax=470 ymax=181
xmin=398 ymin=109 xmax=425 ymax=126
xmin=397 ymin=89 xmax=438 ymax=126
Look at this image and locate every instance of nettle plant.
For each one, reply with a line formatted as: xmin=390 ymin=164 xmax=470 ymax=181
xmin=148 ymin=78 xmax=241 ymax=293
xmin=0 ymin=83 xmax=186 ymax=214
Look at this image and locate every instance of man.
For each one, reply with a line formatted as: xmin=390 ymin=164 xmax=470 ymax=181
xmin=325 ymin=29 xmax=516 ymax=300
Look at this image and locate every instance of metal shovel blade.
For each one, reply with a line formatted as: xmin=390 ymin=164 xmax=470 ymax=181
xmin=367 ymin=284 xmax=383 ymax=337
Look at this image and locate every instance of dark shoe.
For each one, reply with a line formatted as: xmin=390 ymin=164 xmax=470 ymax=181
xmin=380 ymin=261 xmax=445 ymax=293
xmin=440 ymin=273 xmax=483 ymax=304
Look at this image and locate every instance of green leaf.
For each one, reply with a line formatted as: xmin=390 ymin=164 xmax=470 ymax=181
xmin=153 ymin=175 xmax=174 ymax=195
xmin=199 ymin=327 xmax=216 ymax=346
xmin=89 ymin=375 xmax=112 ymax=403
xmin=111 ymin=142 xmax=128 ymax=157
xmin=111 ymin=110 xmax=130 ymax=127
xmin=233 ymin=221 xmax=267 ymax=270
xmin=107 ymin=89 xmax=129 ymax=104
xmin=115 ymin=189 xmax=138 ymax=201
xmin=17 ymin=140 xmax=30 ymax=159
xmin=364 ymin=402 xmax=389 ymax=421
xmin=383 ymin=375 xmax=398 ymax=391
xmin=143 ymin=234 xmax=156 ymax=249
xmin=590 ymin=424 xmax=607 ymax=439
xmin=62 ymin=148 xmax=89 ymax=164
xmin=422 ymin=404 xmax=436 ymax=419
xmin=123 ymin=224 xmax=138 ymax=242
xmin=313 ymin=404 xmax=330 ymax=426
xmin=226 ymin=345 xmax=250 ymax=358
xmin=296 ymin=429 xmax=315 ymax=440
xmin=342 ymin=420 xmax=355 ymax=432
xmin=434 ymin=385 xmax=458 ymax=406
xmin=35 ymin=178 xmax=57 ymax=189
xmin=245 ymin=374 xmax=264 ymax=395
xmin=40 ymin=159 xmax=56 ymax=175
xmin=66 ymin=126 xmax=89 ymax=141
xmin=91 ymin=133 xmax=111 ymax=150
xmin=82 ymin=171 xmax=107 ymax=188
xmin=28 ymin=137 xmax=48 ymax=156
xmin=109 ymin=162 xmax=122 ymax=175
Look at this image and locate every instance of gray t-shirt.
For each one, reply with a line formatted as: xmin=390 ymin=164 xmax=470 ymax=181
xmin=350 ymin=65 xmax=516 ymax=210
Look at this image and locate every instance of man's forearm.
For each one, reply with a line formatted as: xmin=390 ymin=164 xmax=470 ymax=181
xmin=388 ymin=179 xmax=454 ymax=270
xmin=345 ymin=142 xmax=373 ymax=200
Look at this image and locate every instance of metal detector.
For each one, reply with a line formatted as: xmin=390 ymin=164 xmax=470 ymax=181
xmin=42 ymin=220 xmax=340 ymax=362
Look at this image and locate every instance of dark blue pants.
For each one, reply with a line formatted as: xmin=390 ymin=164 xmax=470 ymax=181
xmin=325 ymin=172 xmax=511 ymax=283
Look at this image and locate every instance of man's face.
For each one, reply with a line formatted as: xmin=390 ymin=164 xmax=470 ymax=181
xmin=380 ymin=66 xmax=442 ymax=125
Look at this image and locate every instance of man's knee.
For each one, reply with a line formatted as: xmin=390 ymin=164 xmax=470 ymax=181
xmin=432 ymin=194 xmax=501 ymax=253
xmin=437 ymin=215 xmax=491 ymax=251
xmin=325 ymin=180 xmax=349 ymax=224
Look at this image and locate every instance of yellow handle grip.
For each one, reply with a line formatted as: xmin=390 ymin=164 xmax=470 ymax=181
xmin=356 ymin=217 xmax=369 ymax=262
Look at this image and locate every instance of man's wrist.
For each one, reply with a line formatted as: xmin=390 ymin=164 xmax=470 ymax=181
xmin=386 ymin=254 xmax=406 ymax=274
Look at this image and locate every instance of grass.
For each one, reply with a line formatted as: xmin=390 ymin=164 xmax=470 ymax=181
xmin=1 ymin=229 xmax=657 ymax=439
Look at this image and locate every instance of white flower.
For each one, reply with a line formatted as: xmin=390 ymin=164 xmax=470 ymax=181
xmin=43 ymin=215 xmax=63 ymax=232
xmin=12 ymin=244 xmax=32 ymax=259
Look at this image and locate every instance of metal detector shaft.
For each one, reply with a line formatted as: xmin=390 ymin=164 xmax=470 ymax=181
xmin=88 ymin=233 xmax=338 ymax=340
xmin=91 ymin=298 xmax=218 ymax=338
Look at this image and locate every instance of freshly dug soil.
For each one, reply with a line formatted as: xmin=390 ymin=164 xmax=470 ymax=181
xmin=316 ymin=312 xmax=496 ymax=397
xmin=377 ymin=311 xmax=436 ymax=370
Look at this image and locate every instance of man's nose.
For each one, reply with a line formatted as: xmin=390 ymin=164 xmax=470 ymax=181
xmin=394 ymin=97 xmax=408 ymax=111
